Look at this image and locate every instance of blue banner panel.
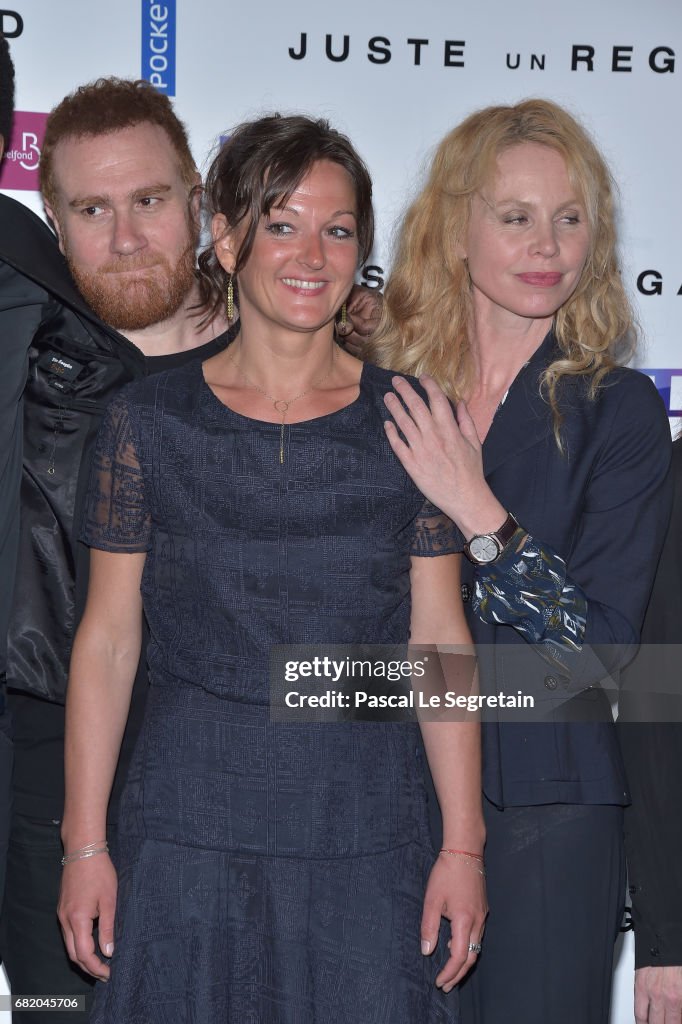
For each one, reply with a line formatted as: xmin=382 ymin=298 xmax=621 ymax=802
xmin=141 ymin=0 xmax=176 ymax=96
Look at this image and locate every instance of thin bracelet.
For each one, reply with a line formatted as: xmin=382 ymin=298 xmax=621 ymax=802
xmin=61 ymin=840 xmax=109 ymax=867
xmin=440 ymin=848 xmax=484 ymax=861
xmin=439 ymin=849 xmax=486 ymax=877
xmin=61 ymin=845 xmax=109 ymax=866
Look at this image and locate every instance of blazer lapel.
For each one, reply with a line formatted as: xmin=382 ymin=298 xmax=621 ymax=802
xmin=482 ymin=331 xmax=557 ymax=479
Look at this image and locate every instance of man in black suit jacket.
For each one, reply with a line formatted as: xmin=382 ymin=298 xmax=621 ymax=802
xmin=619 ymin=437 xmax=682 ymax=1024
xmin=0 ymin=30 xmax=22 ymax=926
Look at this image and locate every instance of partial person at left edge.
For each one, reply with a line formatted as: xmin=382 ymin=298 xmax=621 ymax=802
xmin=0 ymin=31 xmax=25 ymax=928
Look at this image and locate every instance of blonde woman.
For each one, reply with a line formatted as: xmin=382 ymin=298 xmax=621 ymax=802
xmin=371 ymin=99 xmax=672 ymax=1023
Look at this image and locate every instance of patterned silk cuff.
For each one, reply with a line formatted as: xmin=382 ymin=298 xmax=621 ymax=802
xmin=472 ymin=530 xmax=588 ymax=662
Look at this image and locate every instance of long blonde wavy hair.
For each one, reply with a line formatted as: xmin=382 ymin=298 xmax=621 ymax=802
xmin=369 ymin=99 xmax=636 ymax=441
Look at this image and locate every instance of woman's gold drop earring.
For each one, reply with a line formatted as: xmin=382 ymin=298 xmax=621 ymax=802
xmin=226 ymin=275 xmax=234 ymax=322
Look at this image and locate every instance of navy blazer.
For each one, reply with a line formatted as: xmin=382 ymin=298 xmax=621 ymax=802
xmin=618 ymin=439 xmax=682 ymax=966
xmin=461 ymin=332 xmax=672 ymax=808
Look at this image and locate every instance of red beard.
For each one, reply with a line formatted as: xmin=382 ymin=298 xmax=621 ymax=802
xmin=66 ymin=242 xmax=197 ymax=331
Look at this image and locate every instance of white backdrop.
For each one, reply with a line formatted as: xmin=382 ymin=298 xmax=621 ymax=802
xmin=2 ymin=0 xmax=680 ymax=1018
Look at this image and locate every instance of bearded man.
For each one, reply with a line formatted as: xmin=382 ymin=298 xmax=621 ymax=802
xmin=0 ymin=77 xmax=231 ymax=1023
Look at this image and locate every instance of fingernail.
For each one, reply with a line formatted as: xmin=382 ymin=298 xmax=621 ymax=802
xmin=421 ymin=939 xmax=431 ymax=955
xmin=104 ymin=943 xmax=114 ymax=956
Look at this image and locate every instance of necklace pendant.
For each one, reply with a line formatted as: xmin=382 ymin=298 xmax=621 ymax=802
xmin=274 ymin=399 xmax=290 ymax=414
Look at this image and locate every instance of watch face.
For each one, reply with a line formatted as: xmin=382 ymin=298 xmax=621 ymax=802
xmin=469 ymin=535 xmax=500 ymax=564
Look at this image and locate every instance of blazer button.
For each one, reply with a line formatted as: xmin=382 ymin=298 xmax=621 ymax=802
xmin=544 ymin=675 xmax=558 ymax=691
xmin=650 ymin=947 xmax=660 ymax=958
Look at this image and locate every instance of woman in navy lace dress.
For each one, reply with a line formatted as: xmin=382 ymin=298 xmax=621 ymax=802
xmin=57 ymin=115 xmax=486 ymax=1024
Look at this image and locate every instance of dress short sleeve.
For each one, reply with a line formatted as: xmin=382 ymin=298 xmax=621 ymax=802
xmin=80 ymin=394 xmax=152 ymax=553
xmin=410 ymin=498 xmax=463 ymax=557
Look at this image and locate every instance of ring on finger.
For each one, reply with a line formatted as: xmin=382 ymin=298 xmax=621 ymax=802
xmin=468 ymin=941 xmax=482 ymax=954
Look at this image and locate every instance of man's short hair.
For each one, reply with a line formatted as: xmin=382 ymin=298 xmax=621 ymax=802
xmin=40 ymin=77 xmax=197 ymax=207
xmin=0 ymin=33 xmax=16 ymax=146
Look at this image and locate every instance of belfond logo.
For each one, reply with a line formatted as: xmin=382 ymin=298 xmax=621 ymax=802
xmin=0 ymin=111 xmax=48 ymax=191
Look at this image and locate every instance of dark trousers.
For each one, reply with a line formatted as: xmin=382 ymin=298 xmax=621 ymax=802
xmin=0 ymin=712 xmax=11 ymax=922
xmin=459 ymin=800 xmax=626 ymax=1024
xmin=0 ymin=814 xmax=96 ymax=1023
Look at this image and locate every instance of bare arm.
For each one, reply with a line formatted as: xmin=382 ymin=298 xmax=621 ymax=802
xmin=409 ymin=552 xmax=487 ymax=992
xmin=58 ymin=547 xmax=146 ymax=980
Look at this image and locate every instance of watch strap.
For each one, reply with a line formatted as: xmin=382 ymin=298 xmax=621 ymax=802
xmin=492 ymin=512 xmax=519 ymax=551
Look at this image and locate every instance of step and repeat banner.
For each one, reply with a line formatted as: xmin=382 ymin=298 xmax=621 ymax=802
xmin=0 ymin=1 xmax=680 ymax=1020
xmin=2 ymin=0 xmax=681 ymax=428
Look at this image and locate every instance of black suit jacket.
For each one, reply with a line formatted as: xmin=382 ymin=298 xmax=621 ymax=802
xmin=461 ymin=332 xmax=672 ymax=808
xmin=0 ymin=194 xmax=146 ymax=702
xmin=618 ymin=438 xmax=682 ymax=967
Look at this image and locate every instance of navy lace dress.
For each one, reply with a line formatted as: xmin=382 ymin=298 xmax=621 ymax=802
xmin=82 ymin=359 xmax=462 ymax=1024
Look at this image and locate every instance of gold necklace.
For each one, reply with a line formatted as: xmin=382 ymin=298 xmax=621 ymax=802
xmin=225 ymin=348 xmax=336 ymax=464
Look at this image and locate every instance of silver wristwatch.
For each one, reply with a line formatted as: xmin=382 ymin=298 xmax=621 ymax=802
xmin=463 ymin=512 xmax=519 ymax=566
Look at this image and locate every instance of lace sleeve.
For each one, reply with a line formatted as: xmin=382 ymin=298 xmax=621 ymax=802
xmin=410 ymin=498 xmax=464 ymax=557
xmin=80 ymin=395 xmax=152 ymax=553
